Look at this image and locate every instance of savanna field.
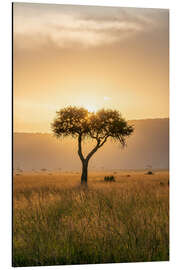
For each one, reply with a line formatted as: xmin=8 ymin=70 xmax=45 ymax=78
xmin=13 ymin=171 xmax=169 ymax=267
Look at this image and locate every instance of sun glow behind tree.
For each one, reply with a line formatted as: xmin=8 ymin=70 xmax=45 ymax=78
xmin=13 ymin=4 xmax=169 ymax=133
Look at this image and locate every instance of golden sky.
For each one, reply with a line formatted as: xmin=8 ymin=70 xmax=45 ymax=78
xmin=13 ymin=3 xmax=169 ymax=133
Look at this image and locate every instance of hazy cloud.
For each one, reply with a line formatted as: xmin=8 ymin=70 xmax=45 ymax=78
xmin=13 ymin=3 xmax=168 ymax=49
xmin=103 ymin=96 xmax=112 ymax=101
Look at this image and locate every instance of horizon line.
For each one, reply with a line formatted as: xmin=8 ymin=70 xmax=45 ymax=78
xmin=13 ymin=117 xmax=169 ymax=134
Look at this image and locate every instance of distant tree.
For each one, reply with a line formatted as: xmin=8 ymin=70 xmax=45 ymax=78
xmin=51 ymin=106 xmax=134 ymax=185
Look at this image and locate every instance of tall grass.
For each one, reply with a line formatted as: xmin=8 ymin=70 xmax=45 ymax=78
xmin=13 ymin=171 xmax=169 ymax=266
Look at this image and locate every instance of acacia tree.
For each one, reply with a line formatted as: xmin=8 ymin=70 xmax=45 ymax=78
xmin=51 ymin=106 xmax=134 ymax=185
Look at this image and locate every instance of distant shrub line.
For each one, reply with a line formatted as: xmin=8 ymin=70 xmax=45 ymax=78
xmin=104 ymin=175 xmax=116 ymax=182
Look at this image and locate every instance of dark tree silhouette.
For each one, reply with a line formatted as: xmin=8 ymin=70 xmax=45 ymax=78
xmin=51 ymin=106 xmax=134 ymax=185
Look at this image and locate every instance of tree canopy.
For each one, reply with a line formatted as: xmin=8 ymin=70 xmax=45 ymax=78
xmin=51 ymin=106 xmax=134 ymax=184
xmin=51 ymin=106 xmax=133 ymax=145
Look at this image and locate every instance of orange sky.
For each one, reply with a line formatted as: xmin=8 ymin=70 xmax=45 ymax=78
xmin=13 ymin=3 xmax=169 ymax=133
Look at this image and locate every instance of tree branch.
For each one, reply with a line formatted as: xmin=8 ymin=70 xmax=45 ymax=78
xmin=89 ymin=130 xmax=100 ymax=140
xmin=99 ymin=135 xmax=109 ymax=147
xmin=85 ymin=142 xmax=100 ymax=162
xmin=78 ymin=134 xmax=85 ymax=162
xmin=85 ymin=135 xmax=109 ymax=162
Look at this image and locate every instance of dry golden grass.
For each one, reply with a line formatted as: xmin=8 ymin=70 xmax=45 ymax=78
xmin=13 ymin=171 xmax=169 ymax=266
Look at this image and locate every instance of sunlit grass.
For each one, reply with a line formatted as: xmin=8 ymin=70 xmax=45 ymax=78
xmin=13 ymin=171 xmax=169 ymax=266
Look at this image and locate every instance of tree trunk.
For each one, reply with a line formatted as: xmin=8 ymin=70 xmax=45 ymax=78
xmin=81 ymin=160 xmax=88 ymax=185
xmin=78 ymin=133 xmax=106 ymax=185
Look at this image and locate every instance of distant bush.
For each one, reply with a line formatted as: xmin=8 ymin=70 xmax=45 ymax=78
xmin=16 ymin=169 xmax=23 ymax=172
xmin=146 ymin=171 xmax=154 ymax=175
xmin=104 ymin=175 xmax=115 ymax=182
xmin=160 ymin=182 xmax=165 ymax=186
xmin=41 ymin=168 xmax=47 ymax=171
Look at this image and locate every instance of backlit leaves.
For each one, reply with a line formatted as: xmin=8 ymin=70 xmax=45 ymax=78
xmin=51 ymin=106 xmax=134 ymax=146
